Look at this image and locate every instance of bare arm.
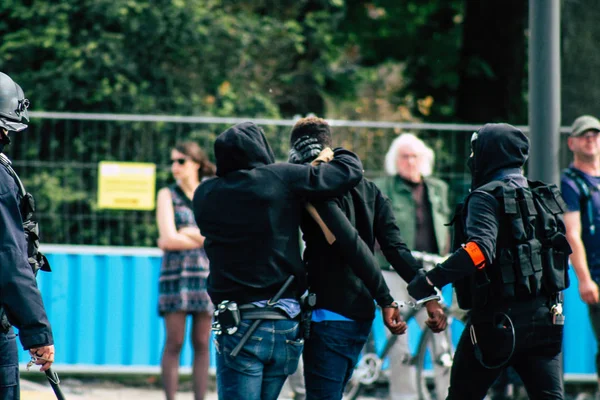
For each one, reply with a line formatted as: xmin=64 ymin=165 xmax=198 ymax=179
xmin=564 ymin=211 xmax=599 ymax=304
xmin=305 ymin=149 xmax=337 ymax=244
xmin=156 ymin=188 xmax=202 ymax=251
xmin=179 ymin=226 xmax=205 ymax=247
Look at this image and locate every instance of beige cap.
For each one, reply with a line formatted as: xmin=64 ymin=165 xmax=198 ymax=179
xmin=571 ymin=115 xmax=600 ymax=137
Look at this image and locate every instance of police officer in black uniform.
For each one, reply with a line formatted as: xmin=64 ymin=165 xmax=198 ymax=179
xmin=408 ymin=123 xmax=570 ymax=399
xmin=0 ymin=72 xmax=55 ymax=399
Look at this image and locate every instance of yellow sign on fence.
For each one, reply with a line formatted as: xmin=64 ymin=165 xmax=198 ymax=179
xmin=97 ymin=161 xmax=156 ymax=210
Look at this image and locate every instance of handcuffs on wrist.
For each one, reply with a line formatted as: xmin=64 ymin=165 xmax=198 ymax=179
xmin=386 ymin=293 xmax=441 ymax=310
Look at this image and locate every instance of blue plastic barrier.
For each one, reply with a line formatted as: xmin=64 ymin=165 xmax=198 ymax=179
xmin=17 ymin=245 xmax=216 ymax=372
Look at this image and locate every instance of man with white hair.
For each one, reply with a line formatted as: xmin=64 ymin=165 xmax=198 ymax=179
xmin=375 ymin=133 xmax=451 ymax=400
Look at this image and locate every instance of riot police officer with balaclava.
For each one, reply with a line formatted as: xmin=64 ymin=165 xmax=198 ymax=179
xmin=408 ymin=123 xmax=570 ymax=399
xmin=0 ymin=72 xmax=55 ymax=399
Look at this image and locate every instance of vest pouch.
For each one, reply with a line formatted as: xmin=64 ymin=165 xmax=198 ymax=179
xmin=542 ymin=232 xmax=571 ymax=293
xmin=516 ymin=241 xmax=542 ymax=295
xmin=530 ymin=182 xmax=572 ymax=294
xmin=529 ymin=239 xmax=543 ymax=295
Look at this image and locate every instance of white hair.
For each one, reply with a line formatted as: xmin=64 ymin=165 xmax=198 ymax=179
xmin=384 ymin=133 xmax=435 ymax=177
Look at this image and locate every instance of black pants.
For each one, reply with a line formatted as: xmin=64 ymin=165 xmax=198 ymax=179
xmin=447 ymin=298 xmax=564 ymax=400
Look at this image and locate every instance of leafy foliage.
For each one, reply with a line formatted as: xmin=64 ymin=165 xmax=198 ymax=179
xmin=0 ymin=0 xmax=529 ymax=245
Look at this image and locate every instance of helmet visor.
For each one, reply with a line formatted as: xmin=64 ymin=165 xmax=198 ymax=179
xmin=0 ymin=118 xmax=27 ymax=132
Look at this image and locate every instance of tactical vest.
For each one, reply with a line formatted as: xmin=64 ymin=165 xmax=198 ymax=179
xmin=0 ymin=153 xmax=51 ymax=331
xmin=451 ymin=180 xmax=571 ymax=310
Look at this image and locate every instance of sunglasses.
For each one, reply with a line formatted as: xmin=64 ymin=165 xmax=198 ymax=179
xmin=578 ymin=131 xmax=600 ymax=140
xmin=171 ymin=158 xmax=188 ymax=165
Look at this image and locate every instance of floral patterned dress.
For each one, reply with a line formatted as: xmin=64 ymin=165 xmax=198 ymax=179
xmin=158 ymin=184 xmax=212 ymax=315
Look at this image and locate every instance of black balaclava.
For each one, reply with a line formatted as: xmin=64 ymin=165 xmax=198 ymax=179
xmin=468 ymin=123 xmax=529 ymax=189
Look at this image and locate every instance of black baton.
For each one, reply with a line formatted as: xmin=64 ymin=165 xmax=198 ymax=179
xmin=45 ymin=368 xmax=66 ymax=400
xmin=230 ymin=275 xmax=295 ymax=357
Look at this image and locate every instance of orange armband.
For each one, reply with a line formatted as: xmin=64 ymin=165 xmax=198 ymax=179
xmin=462 ymin=242 xmax=486 ymax=270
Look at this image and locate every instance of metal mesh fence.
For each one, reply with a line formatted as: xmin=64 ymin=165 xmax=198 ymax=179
xmin=4 ymin=113 xmax=574 ymax=246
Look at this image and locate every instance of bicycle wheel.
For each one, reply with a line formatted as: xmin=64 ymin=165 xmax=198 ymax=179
xmin=342 ymin=330 xmax=382 ymax=400
xmin=415 ymin=324 xmax=454 ymax=400
xmin=342 ymin=371 xmax=363 ymax=400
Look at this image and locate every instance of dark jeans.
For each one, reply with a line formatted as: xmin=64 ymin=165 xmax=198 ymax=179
xmin=303 ymin=320 xmax=372 ymax=400
xmin=0 ymin=328 xmax=19 ymax=400
xmin=447 ymin=299 xmax=564 ymax=400
xmin=215 ymin=319 xmax=303 ymax=400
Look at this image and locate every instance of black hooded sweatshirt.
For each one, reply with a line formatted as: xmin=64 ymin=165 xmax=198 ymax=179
xmin=427 ymin=123 xmax=530 ymax=288
xmin=303 ymin=180 xmax=421 ymax=321
xmin=193 ymin=122 xmax=364 ymax=305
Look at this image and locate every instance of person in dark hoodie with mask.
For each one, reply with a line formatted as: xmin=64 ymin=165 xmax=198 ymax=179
xmin=407 ymin=123 xmax=570 ymax=399
xmin=193 ymin=121 xmax=366 ymax=400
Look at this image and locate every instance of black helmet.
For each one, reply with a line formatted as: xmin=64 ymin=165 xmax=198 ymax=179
xmin=0 ymin=72 xmax=29 ymax=132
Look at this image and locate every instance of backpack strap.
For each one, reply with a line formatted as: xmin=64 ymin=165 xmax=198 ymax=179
xmin=171 ymin=184 xmax=193 ymax=210
xmin=0 ymin=153 xmax=35 ymax=221
xmin=563 ymin=167 xmax=597 ymax=235
xmin=0 ymin=153 xmax=26 ymax=197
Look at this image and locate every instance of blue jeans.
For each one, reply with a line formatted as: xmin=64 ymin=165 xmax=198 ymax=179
xmin=0 ymin=328 xmax=19 ymax=400
xmin=215 ymin=319 xmax=303 ymax=400
xmin=303 ymin=320 xmax=372 ymax=400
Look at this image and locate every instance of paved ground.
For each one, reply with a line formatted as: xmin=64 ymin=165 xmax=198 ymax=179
xmin=19 ymin=380 xmax=372 ymax=400
xmin=21 ymin=378 xmax=215 ymax=400
xmin=19 ymin=378 xmax=384 ymax=400
xmin=19 ymin=377 xmax=596 ymax=400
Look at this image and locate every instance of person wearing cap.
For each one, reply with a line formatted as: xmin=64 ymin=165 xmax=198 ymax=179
xmin=0 ymin=72 xmax=55 ymax=399
xmin=561 ymin=115 xmax=600 ymax=393
xmin=407 ymin=123 xmax=569 ymax=399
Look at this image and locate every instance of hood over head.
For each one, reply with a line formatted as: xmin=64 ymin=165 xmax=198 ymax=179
xmin=470 ymin=123 xmax=529 ymax=188
xmin=214 ymin=122 xmax=276 ymax=177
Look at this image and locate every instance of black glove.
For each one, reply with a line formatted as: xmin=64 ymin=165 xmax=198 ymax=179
xmin=407 ymin=269 xmax=436 ymax=300
xmin=288 ymin=135 xmax=323 ymax=164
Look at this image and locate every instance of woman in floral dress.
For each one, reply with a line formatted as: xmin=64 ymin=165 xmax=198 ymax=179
xmin=156 ymin=141 xmax=215 ymax=400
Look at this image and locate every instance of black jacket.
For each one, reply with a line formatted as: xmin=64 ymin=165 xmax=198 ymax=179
xmin=193 ymin=122 xmax=364 ymax=305
xmin=428 ymin=123 xmax=530 ymax=288
xmin=0 ymin=160 xmax=53 ymax=349
xmin=303 ymin=179 xmax=421 ymax=321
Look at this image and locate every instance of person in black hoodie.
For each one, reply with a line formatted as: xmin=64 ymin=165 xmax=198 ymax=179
xmin=408 ymin=123 xmax=569 ymax=399
xmin=288 ymin=117 xmax=448 ymax=400
xmin=193 ymin=121 xmax=365 ymax=400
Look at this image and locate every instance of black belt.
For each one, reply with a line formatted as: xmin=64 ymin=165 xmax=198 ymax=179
xmin=238 ymin=304 xmax=297 ymax=320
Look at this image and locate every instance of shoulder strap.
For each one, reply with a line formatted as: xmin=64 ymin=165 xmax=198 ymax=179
xmin=171 ymin=184 xmax=193 ymax=209
xmin=563 ymin=167 xmax=596 ymax=234
xmin=564 ymin=167 xmax=597 ymax=198
xmin=0 ymin=153 xmax=35 ymax=220
xmin=0 ymin=153 xmax=26 ymax=197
